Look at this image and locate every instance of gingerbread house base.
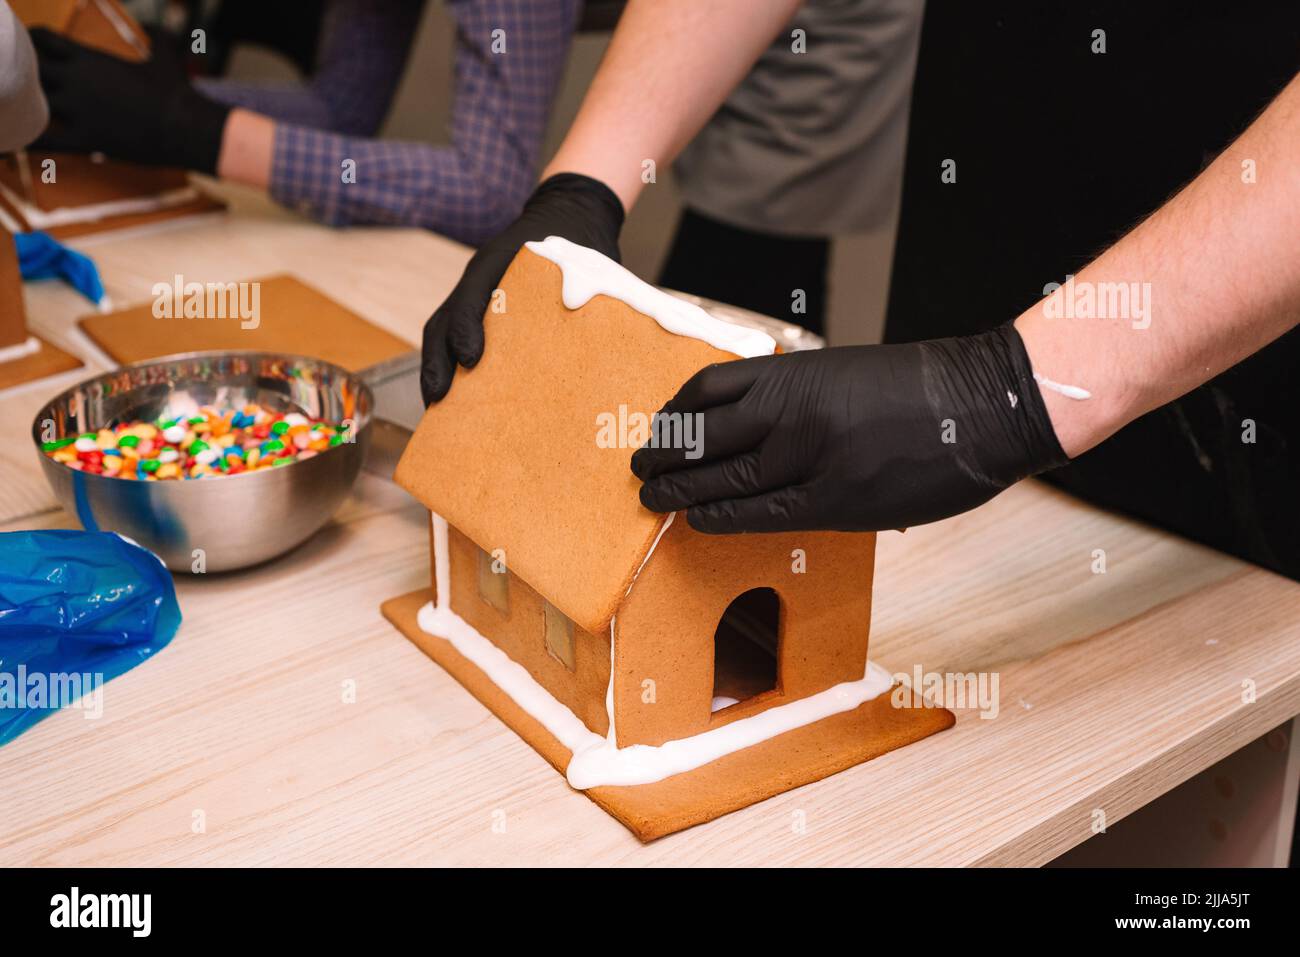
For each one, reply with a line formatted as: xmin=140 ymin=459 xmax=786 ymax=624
xmin=0 ymin=231 xmax=83 ymax=390
xmin=0 ymin=334 xmax=81 ymax=391
xmin=382 ymin=588 xmax=954 ymax=842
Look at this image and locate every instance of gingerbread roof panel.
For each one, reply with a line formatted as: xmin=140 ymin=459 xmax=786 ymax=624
xmin=11 ymin=0 xmax=150 ymax=60
xmin=394 ymin=241 xmax=774 ymax=636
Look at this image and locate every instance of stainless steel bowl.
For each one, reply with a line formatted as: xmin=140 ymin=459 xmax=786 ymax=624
xmin=31 ymin=351 xmax=373 ymax=572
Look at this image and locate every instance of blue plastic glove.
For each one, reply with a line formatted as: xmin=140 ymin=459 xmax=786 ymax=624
xmin=0 ymin=530 xmax=181 ymax=745
xmin=14 ymin=231 xmax=106 ymax=307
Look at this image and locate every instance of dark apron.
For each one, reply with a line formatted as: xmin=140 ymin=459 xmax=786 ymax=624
xmin=885 ymin=0 xmax=1300 ymax=580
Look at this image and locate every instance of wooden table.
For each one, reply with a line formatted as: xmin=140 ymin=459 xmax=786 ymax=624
xmin=2 ymin=185 xmax=1298 ymax=866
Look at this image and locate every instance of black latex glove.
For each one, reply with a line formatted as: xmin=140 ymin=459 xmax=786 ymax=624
xmin=30 ymin=28 xmax=230 ymax=174
xmin=421 ymin=172 xmax=624 ymax=404
xmin=631 ymin=323 xmax=1070 ymax=533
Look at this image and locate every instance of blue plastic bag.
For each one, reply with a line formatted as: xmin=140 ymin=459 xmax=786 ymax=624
xmin=0 ymin=530 xmax=181 ymax=745
xmin=14 ymin=231 xmax=106 ymax=307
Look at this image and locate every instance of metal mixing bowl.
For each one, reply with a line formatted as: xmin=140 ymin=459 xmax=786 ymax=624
xmin=31 ymin=351 xmax=373 ymax=572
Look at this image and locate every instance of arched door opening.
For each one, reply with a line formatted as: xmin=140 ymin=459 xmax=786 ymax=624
xmin=711 ymin=587 xmax=780 ymax=713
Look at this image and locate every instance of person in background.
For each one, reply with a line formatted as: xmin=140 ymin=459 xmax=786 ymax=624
xmin=635 ymin=2 xmax=1300 ymax=590
xmin=0 ymin=0 xmax=47 ymax=151
xmin=416 ymin=0 xmax=919 ymax=383
xmin=186 ymin=0 xmax=914 ymax=337
xmin=423 ymin=0 xmax=1300 ymax=595
xmin=661 ymin=0 xmax=921 ymax=336
xmin=185 ymin=0 xmax=327 ymax=80
xmin=28 ymin=0 xmax=581 ymax=244
xmin=420 ymin=0 xmax=811 ymax=402
xmin=880 ymin=1 xmax=1300 ymax=580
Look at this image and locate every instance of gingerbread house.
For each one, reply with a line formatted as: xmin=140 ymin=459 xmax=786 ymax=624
xmin=0 ymin=229 xmax=82 ymax=389
xmin=383 ymin=238 xmax=953 ymax=840
xmin=0 ymin=0 xmax=222 ymax=239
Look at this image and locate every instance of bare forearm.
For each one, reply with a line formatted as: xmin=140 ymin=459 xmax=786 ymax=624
xmin=1017 ymin=73 xmax=1300 ymax=457
xmin=542 ymin=0 xmax=801 ymax=211
xmin=215 ymin=109 xmax=273 ymax=190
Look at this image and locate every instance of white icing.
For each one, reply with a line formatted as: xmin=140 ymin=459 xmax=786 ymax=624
xmin=414 ymin=239 xmax=877 ymax=787
xmin=711 ymin=696 xmax=740 ymax=712
xmin=523 ymin=236 xmax=776 ymax=359
xmin=0 ymin=336 xmax=39 ymax=364
xmin=0 ymin=200 xmax=22 ymax=233
xmin=418 ymin=602 xmax=602 ymax=756
xmin=567 ymin=662 xmax=893 ymax=788
xmin=432 ymin=512 xmax=451 ymax=611
xmin=605 ymin=511 xmax=676 ymax=744
xmin=0 ymin=181 xmax=200 ymax=229
xmin=420 ymin=513 xmax=893 ymax=789
xmin=1033 ymin=371 xmax=1092 ymax=401
xmin=94 ymin=0 xmax=150 ymax=58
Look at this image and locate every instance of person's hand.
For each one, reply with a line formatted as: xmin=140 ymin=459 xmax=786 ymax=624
xmin=631 ymin=324 xmax=1069 ymax=533
xmin=421 ymin=172 xmax=624 ymax=404
xmin=30 ymin=28 xmax=230 ymax=173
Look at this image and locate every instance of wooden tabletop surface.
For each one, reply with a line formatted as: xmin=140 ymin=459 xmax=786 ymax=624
xmin=2 ymin=184 xmax=1298 ymax=866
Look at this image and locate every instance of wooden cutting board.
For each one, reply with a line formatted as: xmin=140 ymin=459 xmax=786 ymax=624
xmin=79 ymin=273 xmax=415 ymax=371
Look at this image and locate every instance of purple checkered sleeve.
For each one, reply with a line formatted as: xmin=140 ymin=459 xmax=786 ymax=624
xmin=200 ymin=0 xmax=581 ymax=243
xmin=197 ymin=0 xmax=420 ymax=134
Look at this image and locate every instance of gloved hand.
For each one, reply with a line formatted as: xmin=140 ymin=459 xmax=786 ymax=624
xmin=631 ymin=323 xmax=1070 ymax=533
xmin=30 ymin=27 xmax=230 ymax=174
xmin=421 ymin=172 xmax=624 ymax=404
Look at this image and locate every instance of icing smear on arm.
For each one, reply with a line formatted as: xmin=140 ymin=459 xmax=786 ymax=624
xmin=1032 ymin=370 xmax=1092 ymax=400
xmin=524 ymin=236 xmax=776 ymax=359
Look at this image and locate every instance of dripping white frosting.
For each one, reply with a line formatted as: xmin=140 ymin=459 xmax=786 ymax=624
xmin=1033 ymin=371 xmax=1092 ymax=400
xmin=523 ymin=236 xmax=776 ymax=359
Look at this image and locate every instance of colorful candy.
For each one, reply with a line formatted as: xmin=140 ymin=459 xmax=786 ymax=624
xmin=41 ymin=404 xmax=352 ymax=481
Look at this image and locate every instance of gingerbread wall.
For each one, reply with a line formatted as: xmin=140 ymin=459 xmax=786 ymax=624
xmin=9 ymin=0 xmax=149 ymax=59
xmin=439 ymin=522 xmax=612 ymax=736
xmin=1 ymin=232 xmax=24 ymax=348
xmin=4 ymin=0 xmax=191 ymax=227
xmin=0 ymin=156 xmax=190 ymax=212
xmin=394 ymin=248 xmax=755 ymax=641
xmin=611 ymin=519 xmax=876 ymax=748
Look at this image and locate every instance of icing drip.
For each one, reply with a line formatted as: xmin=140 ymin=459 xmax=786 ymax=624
xmin=523 ymin=236 xmax=776 ymax=359
xmin=1033 ymin=371 xmax=1092 ymax=400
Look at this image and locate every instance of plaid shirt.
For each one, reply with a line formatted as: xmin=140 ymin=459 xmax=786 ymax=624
xmin=199 ymin=0 xmax=581 ymax=244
